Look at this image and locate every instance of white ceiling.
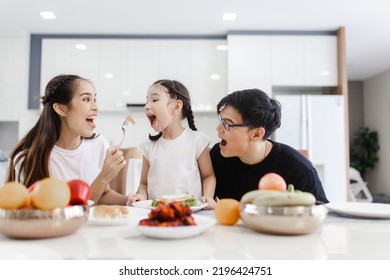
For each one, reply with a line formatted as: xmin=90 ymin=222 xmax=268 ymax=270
xmin=1 ymin=0 xmax=389 ymax=81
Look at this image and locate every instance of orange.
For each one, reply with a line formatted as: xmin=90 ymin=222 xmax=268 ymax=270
xmin=30 ymin=178 xmax=71 ymax=210
xmin=214 ymin=198 xmax=240 ymax=226
xmin=0 ymin=182 xmax=29 ymax=209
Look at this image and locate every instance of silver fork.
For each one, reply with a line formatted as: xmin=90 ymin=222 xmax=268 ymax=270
xmin=119 ymin=118 xmax=130 ymax=148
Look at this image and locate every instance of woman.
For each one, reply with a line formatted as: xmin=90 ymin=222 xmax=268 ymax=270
xmin=7 ymin=74 xmax=131 ymax=205
xmin=210 ymin=88 xmax=329 ymax=203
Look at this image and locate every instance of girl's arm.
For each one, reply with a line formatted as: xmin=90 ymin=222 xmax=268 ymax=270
xmin=198 ymin=147 xmax=216 ymax=208
xmin=90 ymin=146 xmax=126 ymax=203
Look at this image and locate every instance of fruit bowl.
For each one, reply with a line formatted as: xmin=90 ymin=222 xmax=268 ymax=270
xmin=0 ymin=205 xmax=89 ymax=239
xmin=240 ymin=203 xmax=327 ymax=235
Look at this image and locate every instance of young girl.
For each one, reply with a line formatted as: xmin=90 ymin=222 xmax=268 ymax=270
xmin=7 ymin=74 xmax=131 ymax=205
xmin=128 ymin=80 xmax=216 ymax=209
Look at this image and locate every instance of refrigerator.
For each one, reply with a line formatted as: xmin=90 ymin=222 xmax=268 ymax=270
xmin=274 ymin=94 xmax=347 ymax=202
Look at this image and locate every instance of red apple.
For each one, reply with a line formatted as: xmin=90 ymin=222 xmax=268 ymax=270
xmin=67 ymin=179 xmax=91 ymax=205
xmin=258 ymin=173 xmax=287 ymax=191
xmin=28 ymin=181 xmax=38 ymax=192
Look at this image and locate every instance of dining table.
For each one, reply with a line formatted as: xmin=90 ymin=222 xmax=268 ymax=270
xmin=1 ymin=205 xmax=390 ymax=260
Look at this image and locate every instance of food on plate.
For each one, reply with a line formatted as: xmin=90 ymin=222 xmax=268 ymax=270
xmin=29 ymin=178 xmax=71 ymax=210
xmin=139 ymin=202 xmax=196 ymax=227
xmin=258 ymin=172 xmax=287 ymax=191
xmin=151 ymin=194 xmax=197 ymax=207
xmin=0 ymin=182 xmax=30 ymax=209
xmin=240 ymin=189 xmax=316 ymax=207
xmin=214 ymin=198 xmax=240 ymax=226
xmin=93 ymin=205 xmax=130 ymax=219
xmin=67 ymin=179 xmax=91 ymax=205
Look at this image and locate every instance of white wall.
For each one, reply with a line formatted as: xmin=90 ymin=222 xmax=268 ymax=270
xmin=348 ymin=81 xmax=364 ymax=138
xmin=364 ymin=69 xmax=390 ymax=195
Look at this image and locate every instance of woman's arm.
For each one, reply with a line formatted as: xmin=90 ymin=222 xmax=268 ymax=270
xmin=98 ymin=187 xmax=129 ymax=205
xmin=198 ymin=147 xmax=216 ymax=208
xmin=90 ymin=146 xmax=126 ymax=203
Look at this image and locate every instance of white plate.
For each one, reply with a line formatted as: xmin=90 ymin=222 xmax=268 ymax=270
xmin=132 ymin=200 xmax=207 ymax=212
xmin=87 ymin=206 xmax=148 ymax=226
xmin=136 ymin=214 xmax=215 ymax=239
xmin=326 ymin=202 xmax=390 ymax=218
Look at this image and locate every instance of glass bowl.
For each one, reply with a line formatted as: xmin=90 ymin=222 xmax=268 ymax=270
xmin=0 ymin=205 xmax=89 ymax=239
xmin=240 ymin=203 xmax=327 ymax=235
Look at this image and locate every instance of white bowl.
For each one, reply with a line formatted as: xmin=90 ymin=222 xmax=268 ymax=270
xmin=0 ymin=205 xmax=88 ymax=239
xmin=240 ymin=203 xmax=327 ymax=235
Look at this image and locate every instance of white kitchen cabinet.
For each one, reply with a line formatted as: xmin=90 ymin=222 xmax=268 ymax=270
xmin=271 ymin=35 xmax=338 ymax=86
xmin=41 ymin=39 xmax=99 ymax=97
xmin=227 ymin=34 xmax=272 ymax=95
xmin=70 ymin=40 xmax=99 ymax=83
xmin=40 ymin=38 xmax=227 ymax=112
xmin=127 ymin=39 xmax=160 ymax=104
xmin=304 ymin=36 xmax=338 ymax=86
xmin=160 ymin=40 xmax=192 ymax=86
xmin=97 ymin=40 xmax=128 ymax=111
xmin=190 ymin=39 xmax=227 ymax=111
xmin=0 ymin=36 xmax=23 ymax=121
xmin=271 ymin=36 xmax=305 ymax=86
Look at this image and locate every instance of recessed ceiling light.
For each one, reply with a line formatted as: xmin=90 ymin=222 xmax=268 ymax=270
xmin=74 ymin=44 xmax=87 ymax=50
xmin=40 ymin=11 xmax=56 ymax=20
xmin=223 ymin=13 xmax=236 ymax=21
xmin=216 ymin=44 xmax=228 ymax=51
xmin=104 ymin=73 xmax=114 ymax=79
xmin=210 ymin=74 xmax=221 ymax=80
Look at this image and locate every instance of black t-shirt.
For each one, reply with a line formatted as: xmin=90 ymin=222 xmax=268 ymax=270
xmin=210 ymin=140 xmax=329 ymax=203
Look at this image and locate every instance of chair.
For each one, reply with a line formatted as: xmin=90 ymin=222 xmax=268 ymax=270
xmin=298 ymin=149 xmax=309 ymax=159
xmin=349 ymin=167 xmax=373 ymax=202
xmin=110 ymin=147 xmax=142 ymax=195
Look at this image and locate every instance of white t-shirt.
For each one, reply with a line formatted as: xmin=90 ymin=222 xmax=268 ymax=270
xmin=49 ymin=135 xmax=109 ymax=185
xmin=140 ymin=128 xmax=210 ymax=200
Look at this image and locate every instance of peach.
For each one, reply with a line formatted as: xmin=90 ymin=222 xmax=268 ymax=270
xmin=258 ymin=173 xmax=287 ymax=192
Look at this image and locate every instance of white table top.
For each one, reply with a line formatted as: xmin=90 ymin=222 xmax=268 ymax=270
xmin=1 ymin=207 xmax=390 ymax=260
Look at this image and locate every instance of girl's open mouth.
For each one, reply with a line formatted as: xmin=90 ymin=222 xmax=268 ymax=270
xmin=86 ymin=116 xmax=96 ymax=129
xmin=147 ymin=115 xmax=156 ymax=127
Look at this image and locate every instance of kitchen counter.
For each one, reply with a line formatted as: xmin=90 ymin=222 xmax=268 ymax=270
xmin=1 ymin=208 xmax=390 ymax=260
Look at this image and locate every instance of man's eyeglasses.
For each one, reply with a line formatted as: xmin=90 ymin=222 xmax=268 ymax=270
xmin=218 ymin=114 xmax=254 ymax=131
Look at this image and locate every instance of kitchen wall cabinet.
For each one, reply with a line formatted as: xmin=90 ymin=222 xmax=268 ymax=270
xmin=41 ymin=38 xmax=227 ymax=112
xmin=227 ymin=33 xmax=338 ymax=92
xmin=0 ymin=36 xmax=23 ymax=121
xmin=98 ymin=40 xmax=128 ymax=109
xmin=271 ymin=35 xmax=338 ymax=86
xmin=227 ymin=35 xmax=272 ymax=95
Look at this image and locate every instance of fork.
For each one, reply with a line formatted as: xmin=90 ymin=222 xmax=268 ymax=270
xmin=119 ymin=115 xmax=135 ymax=149
xmin=119 ymin=119 xmax=129 ymax=148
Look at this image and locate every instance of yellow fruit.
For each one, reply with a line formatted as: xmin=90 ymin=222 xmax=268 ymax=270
xmin=30 ymin=178 xmax=71 ymax=210
xmin=0 ymin=182 xmax=29 ymax=209
xmin=214 ymin=198 xmax=240 ymax=226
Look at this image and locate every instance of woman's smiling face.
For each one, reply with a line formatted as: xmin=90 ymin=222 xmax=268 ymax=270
xmin=62 ymin=79 xmax=98 ymax=138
